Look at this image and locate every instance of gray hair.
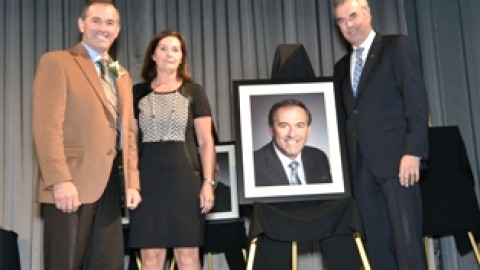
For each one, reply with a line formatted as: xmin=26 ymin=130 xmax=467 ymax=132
xmin=334 ymin=0 xmax=370 ymax=11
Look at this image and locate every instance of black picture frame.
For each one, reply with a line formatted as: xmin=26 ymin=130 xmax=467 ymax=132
xmin=206 ymin=142 xmax=240 ymax=221
xmin=233 ymin=78 xmax=351 ymax=204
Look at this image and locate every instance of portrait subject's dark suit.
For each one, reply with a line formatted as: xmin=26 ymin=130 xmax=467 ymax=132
xmin=334 ymin=34 xmax=429 ymax=269
xmin=254 ymin=141 xmax=332 ymax=186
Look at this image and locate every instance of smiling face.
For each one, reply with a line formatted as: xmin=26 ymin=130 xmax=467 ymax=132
xmin=152 ymin=36 xmax=183 ymax=74
xmin=78 ymin=3 xmax=120 ymax=55
xmin=269 ymin=105 xmax=312 ymax=160
xmin=335 ymin=0 xmax=372 ymax=47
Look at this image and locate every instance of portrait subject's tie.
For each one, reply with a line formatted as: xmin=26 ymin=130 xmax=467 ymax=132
xmin=288 ymin=161 xmax=302 ymax=185
xmin=352 ymin=47 xmax=364 ymax=97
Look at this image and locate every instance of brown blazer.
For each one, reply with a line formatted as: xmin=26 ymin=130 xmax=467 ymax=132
xmin=32 ymin=43 xmax=139 ymax=204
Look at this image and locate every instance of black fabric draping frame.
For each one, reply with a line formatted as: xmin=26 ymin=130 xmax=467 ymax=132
xmin=246 ymin=199 xmax=365 ymax=270
xmin=246 ymin=44 xmax=368 ymax=270
xmin=420 ymin=126 xmax=480 ymax=265
xmin=0 ymin=228 xmax=21 ymax=270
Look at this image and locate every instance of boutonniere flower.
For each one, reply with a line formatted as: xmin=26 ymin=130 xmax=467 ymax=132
xmin=108 ymin=60 xmax=126 ymax=78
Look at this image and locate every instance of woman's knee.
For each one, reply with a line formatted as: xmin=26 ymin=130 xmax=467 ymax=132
xmin=141 ymin=248 xmax=166 ymax=267
xmin=174 ymin=247 xmax=200 ymax=268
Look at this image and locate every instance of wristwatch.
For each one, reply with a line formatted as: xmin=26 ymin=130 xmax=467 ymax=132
xmin=204 ymin=179 xmax=217 ymax=188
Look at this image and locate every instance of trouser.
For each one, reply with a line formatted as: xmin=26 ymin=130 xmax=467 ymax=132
xmin=353 ymin=153 xmax=427 ymax=270
xmin=43 ymin=155 xmax=124 ymax=270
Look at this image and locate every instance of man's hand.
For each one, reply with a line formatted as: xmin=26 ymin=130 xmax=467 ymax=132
xmin=398 ymin=155 xmax=421 ymax=187
xmin=125 ymin=188 xmax=142 ymax=210
xmin=52 ymin=181 xmax=81 ymax=213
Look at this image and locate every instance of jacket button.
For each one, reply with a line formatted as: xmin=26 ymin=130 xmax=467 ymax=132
xmin=353 ymin=109 xmax=358 ymax=114
xmin=107 ymin=149 xmax=114 ymax=155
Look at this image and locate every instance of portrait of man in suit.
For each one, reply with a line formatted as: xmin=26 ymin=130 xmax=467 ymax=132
xmin=211 ymin=155 xmax=232 ymax=213
xmin=254 ymin=99 xmax=332 ymax=186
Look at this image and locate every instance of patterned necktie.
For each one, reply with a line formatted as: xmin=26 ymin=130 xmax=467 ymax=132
xmin=98 ymin=58 xmax=118 ymax=116
xmin=98 ymin=58 xmax=121 ymax=148
xmin=352 ymin=47 xmax=365 ymax=96
xmin=288 ymin=161 xmax=301 ymax=185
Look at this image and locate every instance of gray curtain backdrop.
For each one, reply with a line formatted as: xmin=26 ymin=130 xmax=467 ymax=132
xmin=0 ymin=0 xmax=478 ymax=269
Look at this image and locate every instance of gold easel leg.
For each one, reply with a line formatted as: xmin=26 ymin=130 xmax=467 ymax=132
xmin=423 ymin=236 xmax=430 ymax=261
xmin=354 ymin=233 xmax=371 ymax=270
xmin=291 ymin=241 xmax=298 ymax=270
xmin=246 ymin=238 xmax=258 ymax=270
xmin=467 ymin=231 xmax=480 ymax=265
xmin=423 ymin=236 xmax=436 ymax=269
xmin=169 ymin=257 xmax=176 ymax=270
xmin=136 ymin=250 xmax=142 ymax=269
xmin=207 ymin=252 xmax=213 ymax=270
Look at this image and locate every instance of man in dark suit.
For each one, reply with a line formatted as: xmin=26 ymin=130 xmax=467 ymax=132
xmin=333 ymin=0 xmax=429 ymax=269
xmin=254 ymin=99 xmax=332 ymax=186
xmin=32 ymin=1 xmax=141 ymax=269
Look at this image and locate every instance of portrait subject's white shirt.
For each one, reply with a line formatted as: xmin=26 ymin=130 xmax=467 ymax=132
xmin=273 ymin=144 xmax=306 ymax=185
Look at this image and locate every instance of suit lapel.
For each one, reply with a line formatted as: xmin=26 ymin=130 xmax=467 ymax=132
xmin=356 ymin=34 xmax=382 ymax=99
xmin=70 ymin=44 xmax=117 ymax=120
xmin=301 ymin=150 xmax=311 ymax=182
xmin=115 ymin=76 xmax=128 ymax=119
xmin=340 ymin=54 xmax=356 ymax=109
xmin=265 ymin=142 xmax=290 ymax=185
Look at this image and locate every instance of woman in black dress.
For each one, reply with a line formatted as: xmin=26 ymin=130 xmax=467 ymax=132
xmin=129 ymin=30 xmax=216 ymax=270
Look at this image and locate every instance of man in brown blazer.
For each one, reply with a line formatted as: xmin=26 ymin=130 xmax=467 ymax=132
xmin=32 ymin=1 xmax=141 ymax=269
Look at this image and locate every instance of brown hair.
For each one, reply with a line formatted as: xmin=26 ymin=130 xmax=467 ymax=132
xmin=268 ymin=99 xmax=312 ymax=127
xmin=140 ymin=30 xmax=193 ymax=83
xmin=80 ymin=0 xmax=120 ymax=24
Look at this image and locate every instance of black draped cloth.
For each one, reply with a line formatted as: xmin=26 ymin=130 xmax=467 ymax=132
xmin=0 ymin=228 xmax=21 ymax=270
xmin=271 ymin=44 xmax=315 ymax=79
xmin=420 ymin=126 xmax=480 ymax=255
xmin=249 ymin=198 xmax=362 ymax=242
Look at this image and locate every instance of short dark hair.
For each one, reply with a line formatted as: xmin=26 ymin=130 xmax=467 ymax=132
xmin=80 ymin=0 xmax=120 ymax=24
xmin=140 ymin=30 xmax=193 ymax=83
xmin=268 ymin=99 xmax=312 ymax=127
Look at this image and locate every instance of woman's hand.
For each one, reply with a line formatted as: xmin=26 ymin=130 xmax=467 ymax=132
xmin=199 ymin=181 xmax=215 ymax=214
xmin=126 ymin=188 xmax=142 ymax=210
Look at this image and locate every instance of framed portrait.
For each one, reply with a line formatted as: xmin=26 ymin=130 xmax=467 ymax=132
xmin=206 ymin=142 xmax=240 ymax=221
xmin=233 ymin=78 xmax=350 ymax=204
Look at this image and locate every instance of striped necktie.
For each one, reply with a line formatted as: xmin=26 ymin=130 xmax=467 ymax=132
xmin=98 ymin=58 xmax=121 ymax=149
xmin=98 ymin=58 xmax=118 ymax=116
xmin=288 ymin=161 xmax=301 ymax=185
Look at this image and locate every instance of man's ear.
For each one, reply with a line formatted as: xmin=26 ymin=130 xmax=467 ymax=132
xmin=78 ymin=17 xmax=84 ymax=33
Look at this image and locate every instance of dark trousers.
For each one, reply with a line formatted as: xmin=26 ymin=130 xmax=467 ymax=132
xmin=43 ymin=155 xmax=123 ymax=270
xmin=353 ymin=154 xmax=427 ymax=270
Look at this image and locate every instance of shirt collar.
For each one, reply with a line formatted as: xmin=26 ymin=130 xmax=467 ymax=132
xmin=272 ymin=142 xmax=303 ymax=168
xmin=81 ymin=42 xmax=107 ymax=63
xmin=353 ymin=30 xmax=376 ymax=52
